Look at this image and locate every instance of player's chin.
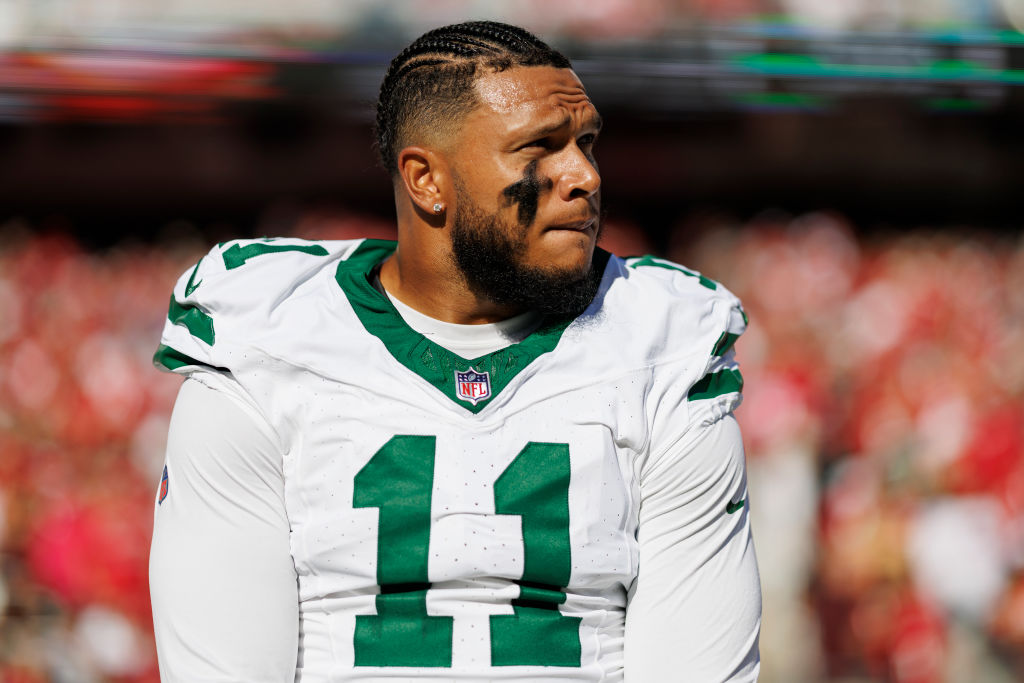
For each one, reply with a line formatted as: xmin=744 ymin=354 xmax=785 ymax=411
xmin=533 ymin=236 xmax=595 ymax=277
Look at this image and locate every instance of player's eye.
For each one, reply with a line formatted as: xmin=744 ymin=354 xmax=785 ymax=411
xmin=519 ymin=138 xmax=550 ymax=151
xmin=577 ymin=133 xmax=597 ymax=148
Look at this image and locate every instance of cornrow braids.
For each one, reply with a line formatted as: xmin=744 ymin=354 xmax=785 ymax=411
xmin=374 ymin=21 xmax=572 ymax=176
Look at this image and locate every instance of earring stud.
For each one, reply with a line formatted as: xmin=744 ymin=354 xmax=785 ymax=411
xmin=433 ymin=202 xmax=443 ymax=214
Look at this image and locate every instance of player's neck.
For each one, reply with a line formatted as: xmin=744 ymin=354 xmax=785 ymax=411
xmin=378 ymin=245 xmax=526 ymax=325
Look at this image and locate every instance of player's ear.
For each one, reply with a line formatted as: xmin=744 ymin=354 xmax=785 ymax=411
xmin=396 ymin=146 xmax=450 ymax=224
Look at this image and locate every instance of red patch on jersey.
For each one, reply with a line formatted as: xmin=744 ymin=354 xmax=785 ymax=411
xmin=158 ymin=465 xmax=169 ymax=504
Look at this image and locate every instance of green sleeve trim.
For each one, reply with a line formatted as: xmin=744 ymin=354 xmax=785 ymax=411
xmin=152 ymin=344 xmax=223 ymax=372
xmin=711 ymin=331 xmax=741 ymax=357
xmin=687 ymin=368 xmax=744 ymax=401
xmin=167 ymin=296 xmax=215 ymax=345
xmin=183 ymin=258 xmax=204 ymax=296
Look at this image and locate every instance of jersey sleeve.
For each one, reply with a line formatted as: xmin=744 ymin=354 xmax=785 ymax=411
xmin=625 ymin=264 xmax=760 ymax=680
xmin=624 ymin=414 xmax=760 ymax=681
xmin=150 ymin=374 xmax=298 ymax=681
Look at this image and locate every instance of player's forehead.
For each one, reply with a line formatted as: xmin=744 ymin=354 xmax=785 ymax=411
xmin=469 ymin=66 xmax=599 ymax=135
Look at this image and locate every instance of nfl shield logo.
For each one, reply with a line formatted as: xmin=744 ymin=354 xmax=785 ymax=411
xmin=455 ymin=367 xmax=491 ymax=406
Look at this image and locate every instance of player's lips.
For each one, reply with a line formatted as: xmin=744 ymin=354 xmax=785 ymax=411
xmin=546 ymin=217 xmax=596 ymax=233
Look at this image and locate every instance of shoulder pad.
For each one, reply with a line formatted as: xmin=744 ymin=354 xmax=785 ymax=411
xmin=620 ymin=253 xmax=748 ymax=422
xmin=154 ymin=237 xmax=367 ymax=373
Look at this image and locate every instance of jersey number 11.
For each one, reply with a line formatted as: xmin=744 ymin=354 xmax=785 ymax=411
xmin=352 ymin=435 xmax=582 ymax=668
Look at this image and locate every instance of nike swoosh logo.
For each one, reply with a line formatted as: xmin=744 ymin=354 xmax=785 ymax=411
xmin=184 ymin=260 xmax=203 ymax=296
xmin=726 ymin=499 xmax=745 ymax=514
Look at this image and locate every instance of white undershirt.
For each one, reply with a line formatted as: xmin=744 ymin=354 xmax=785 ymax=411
xmin=384 ymin=289 xmax=543 ymax=357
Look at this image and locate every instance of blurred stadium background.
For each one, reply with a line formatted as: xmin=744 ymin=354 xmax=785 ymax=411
xmin=2 ymin=1 xmax=1024 ymax=681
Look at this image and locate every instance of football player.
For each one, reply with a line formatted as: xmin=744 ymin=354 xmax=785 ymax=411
xmin=150 ymin=20 xmax=761 ymax=681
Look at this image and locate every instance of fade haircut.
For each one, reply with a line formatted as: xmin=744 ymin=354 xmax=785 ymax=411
xmin=375 ymin=21 xmax=572 ymax=177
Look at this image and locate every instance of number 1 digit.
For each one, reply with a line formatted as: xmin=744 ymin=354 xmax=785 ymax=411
xmin=491 ymin=442 xmax=582 ymax=666
xmin=352 ymin=435 xmax=453 ymax=667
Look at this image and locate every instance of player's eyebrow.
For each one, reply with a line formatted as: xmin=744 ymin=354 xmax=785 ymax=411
xmin=521 ymin=112 xmax=603 ymax=141
xmin=521 ymin=116 xmax=571 ymax=140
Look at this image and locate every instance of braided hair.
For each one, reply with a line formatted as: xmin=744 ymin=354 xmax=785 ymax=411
xmin=375 ymin=21 xmax=572 ymax=176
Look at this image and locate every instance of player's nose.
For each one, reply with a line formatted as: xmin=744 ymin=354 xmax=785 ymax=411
xmin=557 ymin=146 xmax=600 ymax=202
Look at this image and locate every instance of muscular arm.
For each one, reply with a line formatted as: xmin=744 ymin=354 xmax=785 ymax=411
xmin=150 ymin=377 xmax=298 ymax=682
xmin=625 ymin=414 xmax=761 ymax=682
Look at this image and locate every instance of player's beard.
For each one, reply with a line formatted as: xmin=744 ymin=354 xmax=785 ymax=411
xmin=449 ymin=189 xmax=604 ymax=319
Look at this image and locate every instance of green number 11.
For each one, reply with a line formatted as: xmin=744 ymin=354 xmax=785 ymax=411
xmin=353 ymin=435 xmax=582 ymax=668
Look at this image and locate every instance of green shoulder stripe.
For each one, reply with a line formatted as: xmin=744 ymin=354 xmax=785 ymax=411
xmin=222 ymin=241 xmax=329 ymax=270
xmin=688 ymin=368 xmax=744 ymax=401
xmin=167 ymin=296 xmax=215 ymax=346
xmin=626 ymin=255 xmax=717 ymax=291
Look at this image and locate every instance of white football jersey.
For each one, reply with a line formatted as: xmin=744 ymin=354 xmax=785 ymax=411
xmin=154 ymin=238 xmax=750 ymax=681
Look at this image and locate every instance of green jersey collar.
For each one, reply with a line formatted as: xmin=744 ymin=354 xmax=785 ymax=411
xmin=334 ymin=239 xmax=609 ymax=414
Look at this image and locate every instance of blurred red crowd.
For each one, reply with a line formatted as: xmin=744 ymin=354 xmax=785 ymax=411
xmin=1 ymin=210 xmax=1022 ymax=681
xmin=670 ymin=212 xmax=1024 ymax=682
